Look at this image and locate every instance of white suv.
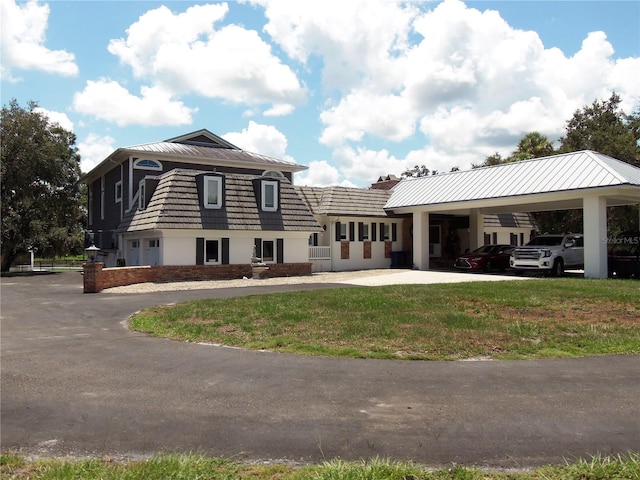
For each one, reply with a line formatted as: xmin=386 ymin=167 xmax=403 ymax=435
xmin=510 ymin=234 xmax=584 ymax=276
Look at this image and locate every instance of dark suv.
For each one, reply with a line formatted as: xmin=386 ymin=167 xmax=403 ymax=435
xmin=608 ymin=232 xmax=640 ymax=278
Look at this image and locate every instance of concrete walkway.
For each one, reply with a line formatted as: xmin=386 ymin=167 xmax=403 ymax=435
xmin=1 ymin=271 xmax=638 ymax=468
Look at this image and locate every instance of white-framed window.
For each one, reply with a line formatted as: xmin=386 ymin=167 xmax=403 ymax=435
xmin=362 ymin=223 xmax=369 ymax=240
xmin=205 ymin=239 xmax=220 ymax=264
xmin=340 ymin=223 xmax=347 ymax=240
xmin=383 ymin=223 xmax=390 ymax=240
xmin=261 ymin=180 xmax=278 ymax=211
xmin=149 ymin=239 xmax=160 ymax=248
xmin=115 ymin=180 xmax=122 ymax=203
xmin=133 ymin=158 xmax=162 ymax=171
xmin=131 ymin=240 xmax=140 ymax=248
xmin=262 ymin=240 xmax=274 ymax=262
xmin=138 ymin=180 xmax=146 ymax=210
xmin=204 ymin=176 xmax=223 ymax=209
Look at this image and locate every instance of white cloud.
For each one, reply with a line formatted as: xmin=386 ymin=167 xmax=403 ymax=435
xmin=77 ymin=133 xmax=116 ymax=173
xmin=223 ymin=121 xmax=293 ymax=162
xmin=294 ymin=160 xmax=348 ymax=187
xmin=33 ymin=107 xmax=74 ymax=132
xmin=249 ymin=0 xmax=414 ymax=92
xmin=0 ymin=0 xmax=78 ymax=79
xmin=257 ymin=0 xmax=639 ymax=182
xmin=107 ymin=3 xmax=305 ymax=113
xmin=73 ymin=79 xmax=196 ymax=126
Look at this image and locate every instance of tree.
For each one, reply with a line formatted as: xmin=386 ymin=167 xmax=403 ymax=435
xmin=513 ymin=132 xmax=554 ymax=160
xmin=558 ymin=92 xmax=640 ymax=234
xmin=1 ymin=100 xmax=84 ymax=271
xmin=473 ymin=133 xmax=555 ymax=168
xmin=559 ymin=92 xmax=640 ymax=167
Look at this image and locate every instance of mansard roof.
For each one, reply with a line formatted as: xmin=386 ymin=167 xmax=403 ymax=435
xmin=295 ymin=186 xmax=393 ymax=218
xmin=117 ymin=168 xmax=321 ymax=233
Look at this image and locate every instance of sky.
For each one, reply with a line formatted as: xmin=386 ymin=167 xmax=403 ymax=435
xmin=1 ymin=0 xmax=639 ymax=187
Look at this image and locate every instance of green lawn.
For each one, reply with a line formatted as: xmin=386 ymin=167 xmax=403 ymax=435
xmin=2 ymin=453 xmax=639 ymax=480
xmin=129 ymin=278 xmax=640 ymax=360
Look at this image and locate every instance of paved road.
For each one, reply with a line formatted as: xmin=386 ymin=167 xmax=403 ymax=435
xmin=1 ymin=272 xmax=639 ymax=468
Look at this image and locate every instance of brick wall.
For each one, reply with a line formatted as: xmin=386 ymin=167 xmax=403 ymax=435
xmin=83 ymin=262 xmax=312 ymax=293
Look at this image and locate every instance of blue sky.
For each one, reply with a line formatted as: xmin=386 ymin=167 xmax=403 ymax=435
xmin=2 ymin=0 xmax=639 ymax=187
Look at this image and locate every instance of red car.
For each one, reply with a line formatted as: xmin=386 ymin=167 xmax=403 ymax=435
xmin=454 ymin=244 xmax=514 ymax=272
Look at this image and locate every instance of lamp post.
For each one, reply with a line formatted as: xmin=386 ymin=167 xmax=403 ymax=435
xmin=86 ymin=244 xmax=99 ymax=263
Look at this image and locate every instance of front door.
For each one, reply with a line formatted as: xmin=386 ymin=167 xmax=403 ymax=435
xmin=147 ymin=239 xmax=160 ymax=266
xmin=129 ymin=240 xmax=140 ymax=266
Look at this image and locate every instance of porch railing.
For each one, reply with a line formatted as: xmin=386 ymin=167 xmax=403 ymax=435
xmin=309 ymin=246 xmax=331 ymax=260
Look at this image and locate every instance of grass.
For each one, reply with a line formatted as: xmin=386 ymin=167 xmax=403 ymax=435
xmin=129 ymin=278 xmax=640 ymax=360
xmin=2 ymin=452 xmax=639 ymax=479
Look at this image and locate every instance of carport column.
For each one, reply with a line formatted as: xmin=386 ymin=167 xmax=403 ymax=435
xmin=469 ymin=209 xmax=485 ymax=251
xmin=412 ymin=211 xmax=430 ymax=270
xmin=583 ymin=195 xmax=607 ymax=279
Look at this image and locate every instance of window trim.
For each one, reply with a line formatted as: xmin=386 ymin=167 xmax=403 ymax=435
xmin=261 ymin=239 xmax=275 ymax=262
xmin=261 ymin=180 xmax=279 ymax=212
xmin=204 ymin=239 xmax=220 ymax=264
xmin=100 ymin=176 xmax=105 ymax=220
xmin=203 ymin=175 xmax=223 ymax=209
xmin=115 ymin=180 xmax=122 ymax=203
xmin=138 ymin=180 xmax=146 ymax=210
xmin=133 ymin=158 xmax=162 ymax=171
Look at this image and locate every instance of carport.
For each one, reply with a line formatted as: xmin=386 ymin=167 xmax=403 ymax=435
xmin=385 ymin=151 xmax=640 ymax=278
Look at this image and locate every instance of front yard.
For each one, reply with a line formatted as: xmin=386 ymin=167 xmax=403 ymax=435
xmin=129 ymin=278 xmax=640 ymax=360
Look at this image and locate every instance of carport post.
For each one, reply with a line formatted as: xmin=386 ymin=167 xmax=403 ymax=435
xmin=413 ymin=211 xmax=430 ymax=270
xmin=583 ymin=195 xmax=608 ymax=279
xmin=469 ymin=209 xmax=484 ymax=250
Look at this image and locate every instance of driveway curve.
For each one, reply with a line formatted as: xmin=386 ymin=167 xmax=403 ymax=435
xmin=1 ymin=271 xmax=638 ymax=468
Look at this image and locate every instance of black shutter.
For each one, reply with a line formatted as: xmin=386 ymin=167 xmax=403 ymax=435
xmin=392 ymin=223 xmax=397 ymax=241
xmin=358 ymin=222 xmax=364 ymax=241
xmin=379 ymin=223 xmax=385 ymax=241
xmin=335 ymin=222 xmax=342 ymax=242
xmin=349 ymin=222 xmax=355 ymax=241
xmin=254 ymin=238 xmax=262 ymax=258
xmin=277 ymin=238 xmax=284 ymax=264
xmin=222 ymin=238 xmax=230 ymax=264
xmin=196 ymin=237 xmax=204 ymax=265
xmin=371 ymin=222 xmax=377 ymax=241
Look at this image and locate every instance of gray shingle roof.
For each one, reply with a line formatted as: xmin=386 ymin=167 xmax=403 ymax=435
xmin=295 ymin=186 xmax=392 ymax=217
xmin=385 ymin=150 xmax=640 ymax=209
xmin=119 ymin=141 xmax=304 ymax=170
xmin=117 ymin=169 xmax=321 ymax=233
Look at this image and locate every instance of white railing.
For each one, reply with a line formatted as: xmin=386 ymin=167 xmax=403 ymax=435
xmin=309 ymin=246 xmax=331 ymax=260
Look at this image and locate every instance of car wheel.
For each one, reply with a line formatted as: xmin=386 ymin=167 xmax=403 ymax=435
xmin=551 ymin=258 xmax=564 ymax=277
xmin=483 ymin=260 xmax=492 ymax=273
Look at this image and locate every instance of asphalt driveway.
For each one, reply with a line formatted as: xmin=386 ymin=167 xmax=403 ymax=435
xmin=1 ymin=271 xmax=639 ymax=468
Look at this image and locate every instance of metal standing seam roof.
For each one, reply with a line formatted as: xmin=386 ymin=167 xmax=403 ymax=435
xmin=385 ymin=150 xmax=640 ymax=209
xmin=117 ymin=169 xmax=321 ymax=233
xmin=295 ymin=186 xmax=392 ymax=217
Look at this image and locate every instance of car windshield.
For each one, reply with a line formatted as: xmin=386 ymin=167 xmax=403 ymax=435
xmin=526 ymin=236 xmax=563 ymax=246
xmin=473 ymin=245 xmax=497 ymax=254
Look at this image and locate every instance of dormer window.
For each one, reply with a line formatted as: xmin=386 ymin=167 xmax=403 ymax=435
xmin=204 ymin=175 xmax=223 ymax=209
xmin=261 ymin=180 xmax=278 ymax=212
xmin=263 ymin=170 xmax=284 ymax=178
